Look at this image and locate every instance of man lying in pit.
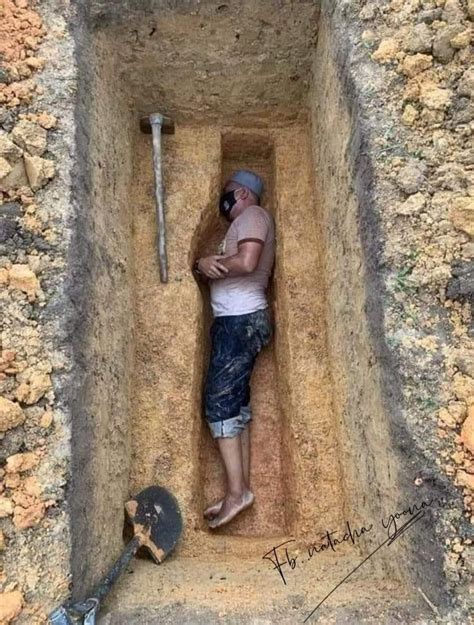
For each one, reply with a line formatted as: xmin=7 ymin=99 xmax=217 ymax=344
xmin=192 ymin=169 xmax=276 ymax=529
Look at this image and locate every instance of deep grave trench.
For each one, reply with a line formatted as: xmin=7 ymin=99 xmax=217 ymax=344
xmin=68 ymin=1 xmax=451 ymax=620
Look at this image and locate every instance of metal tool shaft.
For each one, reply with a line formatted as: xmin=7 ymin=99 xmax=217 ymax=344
xmin=150 ymin=113 xmax=168 ymax=283
xmin=90 ymin=534 xmax=141 ymax=605
xmin=52 ymin=535 xmax=142 ymax=625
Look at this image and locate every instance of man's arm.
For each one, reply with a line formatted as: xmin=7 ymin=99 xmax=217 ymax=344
xmin=214 ymin=240 xmax=264 ymax=277
xmin=220 ymin=207 xmax=268 ymax=277
xmin=193 ymin=241 xmax=264 ymax=281
xmin=192 ymin=255 xmax=226 ymax=281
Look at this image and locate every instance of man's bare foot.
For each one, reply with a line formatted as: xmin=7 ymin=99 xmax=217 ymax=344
xmin=208 ymin=489 xmax=254 ymax=529
xmin=203 ymin=497 xmax=224 ymax=519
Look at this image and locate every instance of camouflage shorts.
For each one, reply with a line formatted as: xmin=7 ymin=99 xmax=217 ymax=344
xmin=203 ymin=307 xmax=273 ymax=438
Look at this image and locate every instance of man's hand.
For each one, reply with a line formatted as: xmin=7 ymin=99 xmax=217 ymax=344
xmin=209 ymin=241 xmax=264 ymax=278
xmin=198 ymin=255 xmax=230 ymax=279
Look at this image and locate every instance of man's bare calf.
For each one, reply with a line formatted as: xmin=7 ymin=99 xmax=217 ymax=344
xmin=205 ymin=427 xmax=254 ymax=528
xmin=204 ymin=426 xmax=251 ymax=520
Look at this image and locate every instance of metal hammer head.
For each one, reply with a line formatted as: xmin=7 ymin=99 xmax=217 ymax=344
xmin=139 ymin=113 xmax=175 ymax=135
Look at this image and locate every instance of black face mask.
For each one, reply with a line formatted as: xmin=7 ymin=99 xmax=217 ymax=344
xmin=219 ymin=190 xmax=238 ymax=221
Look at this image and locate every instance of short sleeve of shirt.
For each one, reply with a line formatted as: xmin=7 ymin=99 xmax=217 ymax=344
xmin=235 ymin=207 xmax=269 ymax=245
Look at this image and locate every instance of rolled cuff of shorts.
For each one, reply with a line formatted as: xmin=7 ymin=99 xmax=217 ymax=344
xmin=206 ymin=407 xmax=252 ymax=439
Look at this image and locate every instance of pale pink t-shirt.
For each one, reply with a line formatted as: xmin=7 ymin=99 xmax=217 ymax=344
xmin=210 ymin=205 xmax=275 ymax=317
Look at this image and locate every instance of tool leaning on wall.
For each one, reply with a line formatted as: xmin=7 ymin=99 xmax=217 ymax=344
xmin=139 ymin=113 xmax=176 ymax=283
xmin=48 ymin=485 xmax=183 ymax=625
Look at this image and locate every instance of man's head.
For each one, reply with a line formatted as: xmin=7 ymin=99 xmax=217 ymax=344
xmin=219 ymin=170 xmax=264 ymax=221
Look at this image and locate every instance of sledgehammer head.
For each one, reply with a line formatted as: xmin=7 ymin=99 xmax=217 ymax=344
xmin=139 ymin=114 xmax=175 ymax=135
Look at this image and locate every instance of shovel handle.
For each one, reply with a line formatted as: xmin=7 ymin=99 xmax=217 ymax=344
xmin=150 ymin=114 xmax=168 ymax=283
xmin=94 ymin=534 xmax=141 ymax=604
xmin=59 ymin=534 xmax=144 ymax=623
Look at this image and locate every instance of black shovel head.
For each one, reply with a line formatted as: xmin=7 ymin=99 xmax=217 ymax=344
xmin=125 ymin=485 xmax=183 ymax=564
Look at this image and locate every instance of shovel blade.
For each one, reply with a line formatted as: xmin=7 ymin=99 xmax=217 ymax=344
xmin=125 ymin=485 xmax=183 ymax=564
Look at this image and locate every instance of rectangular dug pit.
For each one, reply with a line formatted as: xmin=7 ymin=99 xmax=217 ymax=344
xmin=68 ymin=0 xmax=449 ymax=621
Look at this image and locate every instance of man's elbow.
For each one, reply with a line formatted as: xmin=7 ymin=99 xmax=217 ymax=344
xmin=242 ymin=258 xmax=258 ymax=273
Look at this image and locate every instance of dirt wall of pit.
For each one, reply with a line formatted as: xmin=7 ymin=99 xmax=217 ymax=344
xmin=310 ymin=0 xmax=469 ymax=607
xmin=311 ymin=1 xmax=426 ymax=584
xmin=67 ymin=9 xmax=136 ymax=599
